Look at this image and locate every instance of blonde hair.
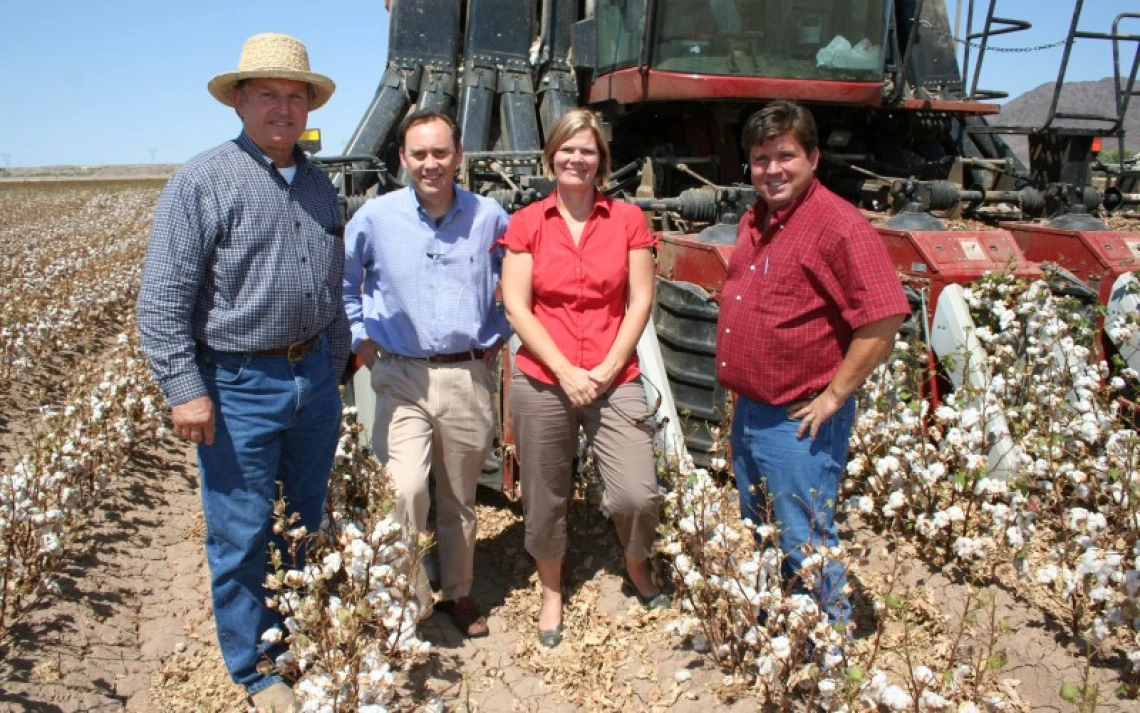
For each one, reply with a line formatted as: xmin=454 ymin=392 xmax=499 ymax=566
xmin=542 ymin=108 xmax=612 ymax=188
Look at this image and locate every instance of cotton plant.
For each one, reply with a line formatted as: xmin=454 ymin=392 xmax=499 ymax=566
xmin=659 ymin=465 xmax=858 ymax=709
xmin=263 ymin=407 xmax=431 ymax=711
xmin=0 ymin=186 xmax=157 ymax=380
xmin=851 ymin=270 xmax=1139 ymax=701
xmin=0 ymin=331 xmax=163 ymax=639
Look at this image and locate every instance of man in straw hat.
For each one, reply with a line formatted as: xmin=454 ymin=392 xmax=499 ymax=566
xmin=138 ymin=33 xmax=347 ymax=711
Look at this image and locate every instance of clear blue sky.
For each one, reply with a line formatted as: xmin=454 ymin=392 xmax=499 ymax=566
xmin=2 ymin=1 xmax=1132 ymax=168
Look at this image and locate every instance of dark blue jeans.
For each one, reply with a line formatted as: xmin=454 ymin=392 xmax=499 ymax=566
xmin=731 ymin=394 xmax=856 ymax=624
xmin=197 ymin=336 xmax=341 ymax=693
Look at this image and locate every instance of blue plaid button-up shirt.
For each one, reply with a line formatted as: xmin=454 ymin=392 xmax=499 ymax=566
xmin=138 ymin=131 xmax=350 ymax=406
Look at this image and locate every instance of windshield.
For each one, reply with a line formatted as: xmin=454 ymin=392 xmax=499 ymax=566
xmin=652 ymin=0 xmax=888 ymax=81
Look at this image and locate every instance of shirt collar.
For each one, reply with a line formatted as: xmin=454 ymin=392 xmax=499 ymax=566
xmin=234 ymin=131 xmax=309 ymax=176
xmin=539 ymin=190 xmax=611 ymax=218
xmin=409 ymin=184 xmax=466 ymax=225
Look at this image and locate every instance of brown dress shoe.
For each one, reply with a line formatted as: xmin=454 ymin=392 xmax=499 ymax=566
xmin=248 ymin=681 xmax=297 ymax=712
xmin=438 ymin=596 xmax=489 ymax=637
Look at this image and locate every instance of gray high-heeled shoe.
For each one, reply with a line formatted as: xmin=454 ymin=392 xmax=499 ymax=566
xmin=537 ymin=624 xmax=563 ymax=648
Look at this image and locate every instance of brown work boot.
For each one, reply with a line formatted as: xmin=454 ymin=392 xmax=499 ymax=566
xmin=437 ymin=596 xmax=489 ymax=637
xmin=248 ymin=681 xmax=297 ymax=712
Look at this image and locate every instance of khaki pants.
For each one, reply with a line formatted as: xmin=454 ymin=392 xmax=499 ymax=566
xmin=370 ymin=357 xmax=493 ymax=603
xmin=510 ymin=370 xmax=661 ymax=561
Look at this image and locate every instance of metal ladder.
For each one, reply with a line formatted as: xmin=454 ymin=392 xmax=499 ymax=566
xmin=961 ymin=0 xmax=1139 ymax=143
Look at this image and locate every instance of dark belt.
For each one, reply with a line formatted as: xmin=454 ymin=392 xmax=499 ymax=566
xmin=252 ymin=334 xmax=320 ymax=362
xmin=418 ymin=349 xmax=485 ymax=364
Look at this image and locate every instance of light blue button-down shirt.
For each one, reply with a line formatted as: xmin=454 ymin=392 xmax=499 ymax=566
xmin=343 ymin=185 xmax=511 ymax=357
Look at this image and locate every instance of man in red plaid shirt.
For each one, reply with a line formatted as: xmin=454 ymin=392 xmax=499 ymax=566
xmin=717 ymin=100 xmax=909 ymax=626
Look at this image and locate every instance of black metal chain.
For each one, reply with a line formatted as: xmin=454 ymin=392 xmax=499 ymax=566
xmin=917 ymin=19 xmax=1069 ymax=53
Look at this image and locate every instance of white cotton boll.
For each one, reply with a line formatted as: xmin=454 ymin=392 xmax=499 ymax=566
xmin=882 ymin=490 xmax=906 ymax=517
xmin=918 ymin=690 xmax=952 ymax=709
xmin=913 ymin=665 xmax=937 ymax=687
xmin=990 ymin=373 xmax=1007 ymax=394
xmin=683 ymin=569 xmax=705 ymax=589
xmin=876 ymin=455 xmax=900 ymax=476
xmin=275 ymin=651 xmax=297 ymax=670
xmin=261 ymin=627 xmax=283 ymax=644
xmin=322 ymin=552 xmax=342 ymax=578
xmin=1077 ymin=549 xmax=1104 ymax=577
xmin=370 ymin=518 xmax=402 ymax=544
xmin=1005 ymin=526 xmax=1025 ymax=548
xmin=675 ymin=554 xmax=692 ymax=575
xmin=38 ymin=533 xmax=63 ymax=556
xmin=1086 ymin=512 xmax=1107 ymax=535
xmin=934 ymin=405 xmax=958 ymax=423
xmin=959 ymin=407 xmax=980 ymax=430
xmin=822 ymin=647 xmax=845 ymax=670
xmin=1089 ymin=617 xmax=1110 ymax=644
xmin=755 ymin=654 xmax=776 ymax=681
xmin=674 ymin=669 xmax=692 ymax=683
xmin=881 ymin=685 xmax=913 ymax=710
xmin=770 ymin=636 xmax=791 ymax=660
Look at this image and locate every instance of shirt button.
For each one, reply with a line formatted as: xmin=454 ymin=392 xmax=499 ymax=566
xmin=721 ymin=361 xmax=726 ymax=367
xmin=725 ymin=328 xmax=730 ymax=334
xmin=750 ymin=265 xmax=756 ymax=271
xmin=295 ymin=221 xmax=301 ymax=228
xmin=735 ymin=295 xmax=742 ymax=301
xmin=301 ymin=257 xmax=307 ymax=263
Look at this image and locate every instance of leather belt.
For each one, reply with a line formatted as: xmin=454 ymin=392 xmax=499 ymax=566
xmin=419 ymin=349 xmax=485 ymax=364
xmin=253 ymin=335 xmax=320 ymax=362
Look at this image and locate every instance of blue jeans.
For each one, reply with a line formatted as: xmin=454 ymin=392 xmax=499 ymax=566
xmin=197 ymin=335 xmax=342 ymax=693
xmin=731 ymin=394 xmax=856 ymax=624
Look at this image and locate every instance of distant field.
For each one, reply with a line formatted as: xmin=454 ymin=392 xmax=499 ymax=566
xmin=0 ymin=164 xmax=178 ymax=182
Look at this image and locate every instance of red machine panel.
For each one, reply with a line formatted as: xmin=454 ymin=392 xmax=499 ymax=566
xmin=656 ymin=233 xmax=736 ymax=298
xmin=1005 ymin=222 xmax=1140 ymax=304
xmin=877 ymin=227 xmax=1044 ymax=306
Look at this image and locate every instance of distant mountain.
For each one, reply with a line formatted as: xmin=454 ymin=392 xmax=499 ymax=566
xmin=986 ymin=77 xmax=1137 ymax=164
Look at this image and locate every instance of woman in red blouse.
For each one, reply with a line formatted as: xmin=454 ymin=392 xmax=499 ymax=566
xmin=500 ymin=109 xmax=667 ymax=648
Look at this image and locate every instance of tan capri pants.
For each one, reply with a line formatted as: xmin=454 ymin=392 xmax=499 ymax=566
xmin=510 ymin=369 xmax=662 ymax=562
xmin=370 ymin=356 xmax=493 ymax=602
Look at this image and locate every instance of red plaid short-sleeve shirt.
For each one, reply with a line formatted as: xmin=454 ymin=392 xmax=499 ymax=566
xmin=716 ymin=179 xmax=908 ymax=405
xmin=500 ymin=193 xmax=657 ymax=386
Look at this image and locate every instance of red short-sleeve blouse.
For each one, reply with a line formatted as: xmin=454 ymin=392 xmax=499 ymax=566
xmin=500 ymin=192 xmax=657 ymax=386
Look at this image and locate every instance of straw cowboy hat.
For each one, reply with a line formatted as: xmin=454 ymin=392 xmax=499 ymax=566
xmin=208 ymin=33 xmax=336 ymax=110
